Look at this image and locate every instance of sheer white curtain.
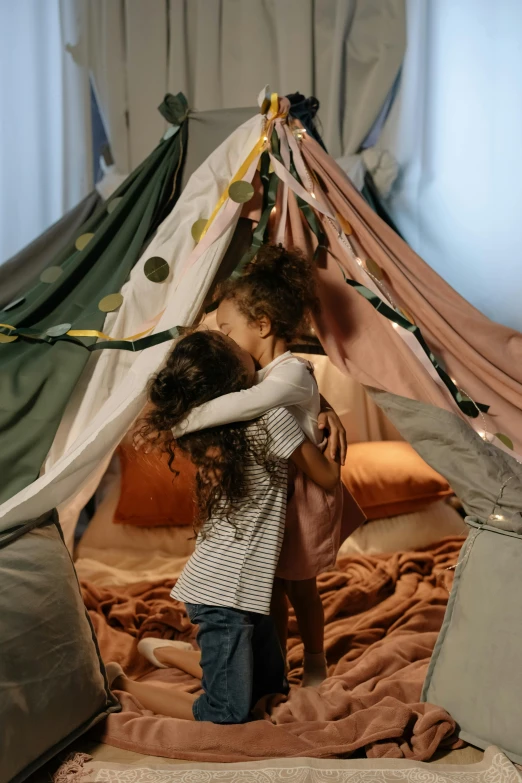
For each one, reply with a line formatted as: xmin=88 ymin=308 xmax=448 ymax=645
xmin=0 ymin=0 xmax=92 ymax=264
xmin=381 ymin=0 xmax=522 ymax=332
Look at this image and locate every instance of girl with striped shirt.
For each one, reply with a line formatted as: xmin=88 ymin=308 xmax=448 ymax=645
xmin=106 ymin=328 xmax=339 ymax=723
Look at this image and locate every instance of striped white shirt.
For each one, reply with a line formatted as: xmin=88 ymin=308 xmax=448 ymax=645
xmin=171 ymin=407 xmax=305 ymax=615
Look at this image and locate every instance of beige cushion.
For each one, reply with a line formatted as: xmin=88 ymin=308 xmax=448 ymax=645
xmin=340 ymin=501 xmax=466 ymax=556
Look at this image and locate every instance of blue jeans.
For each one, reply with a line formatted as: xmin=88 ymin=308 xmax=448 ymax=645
xmin=185 ymin=603 xmax=288 ymax=724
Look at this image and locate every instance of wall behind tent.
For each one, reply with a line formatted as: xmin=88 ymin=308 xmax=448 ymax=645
xmin=87 ymin=0 xmax=405 ymax=171
xmin=0 ymin=0 xmax=404 ymax=264
xmin=381 ymin=0 xmax=522 ymax=332
xmin=0 ymin=0 xmax=92 ymax=263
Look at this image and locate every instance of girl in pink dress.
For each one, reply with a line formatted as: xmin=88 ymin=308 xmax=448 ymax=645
xmin=141 ymin=245 xmax=365 ymax=687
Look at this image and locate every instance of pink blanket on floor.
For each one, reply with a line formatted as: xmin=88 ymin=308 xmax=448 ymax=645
xmin=81 ymin=537 xmax=464 ymax=761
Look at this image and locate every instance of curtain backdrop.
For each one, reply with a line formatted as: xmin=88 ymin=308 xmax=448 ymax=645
xmin=0 ymin=0 xmax=404 ymax=263
xmin=380 ymin=0 xmax=522 ymax=332
xmin=86 ymin=0 xmax=405 ymax=173
xmin=0 ymin=0 xmax=92 ymax=264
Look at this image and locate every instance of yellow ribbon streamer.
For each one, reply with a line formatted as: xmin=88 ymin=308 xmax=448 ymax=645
xmin=0 ymin=322 xmax=154 ymax=343
xmin=199 ymin=136 xmax=267 ymax=242
xmin=67 ymin=326 xmax=153 ymax=341
xmin=198 ymin=93 xmax=284 ymax=242
xmin=270 ymin=91 xmax=279 ymax=118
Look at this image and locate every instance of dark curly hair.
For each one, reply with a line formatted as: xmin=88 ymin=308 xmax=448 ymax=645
xmin=136 ymin=330 xmax=279 ymax=534
xmin=219 ymin=244 xmax=319 ymax=341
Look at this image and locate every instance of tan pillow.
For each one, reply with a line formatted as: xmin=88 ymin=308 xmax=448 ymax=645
xmin=342 ymin=441 xmax=452 ymax=520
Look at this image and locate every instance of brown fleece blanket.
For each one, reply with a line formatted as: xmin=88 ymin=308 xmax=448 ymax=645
xmin=82 ymin=537 xmax=464 ymax=761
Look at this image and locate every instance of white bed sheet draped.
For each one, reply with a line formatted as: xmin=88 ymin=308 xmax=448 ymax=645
xmin=0 ymin=115 xmax=264 ymax=551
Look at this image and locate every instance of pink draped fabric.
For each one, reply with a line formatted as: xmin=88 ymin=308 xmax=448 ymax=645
xmin=292 ymin=135 xmax=522 ymax=454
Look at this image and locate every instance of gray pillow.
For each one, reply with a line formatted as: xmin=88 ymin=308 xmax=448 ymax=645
xmin=0 ymin=510 xmax=119 ymax=783
xmin=365 ymin=389 xmax=522 ymax=527
xmin=422 ymin=518 xmax=522 ymax=763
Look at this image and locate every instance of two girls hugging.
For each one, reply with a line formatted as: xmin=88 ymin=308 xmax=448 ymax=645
xmin=105 ymin=245 xmax=364 ymax=724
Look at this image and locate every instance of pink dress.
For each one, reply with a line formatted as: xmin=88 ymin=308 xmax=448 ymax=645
xmin=276 ymin=463 xmax=365 ymax=580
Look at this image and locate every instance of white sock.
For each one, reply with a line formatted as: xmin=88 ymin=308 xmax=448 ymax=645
xmin=301 ymin=651 xmax=327 ymax=688
xmin=137 ymin=637 xmax=194 ymax=668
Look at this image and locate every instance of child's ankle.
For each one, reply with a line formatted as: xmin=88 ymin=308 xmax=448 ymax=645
xmin=304 ymin=651 xmax=326 ymax=666
xmin=302 ymin=652 xmax=327 ymax=688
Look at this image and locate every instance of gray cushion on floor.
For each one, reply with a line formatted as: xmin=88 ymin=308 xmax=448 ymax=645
xmin=0 ymin=510 xmax=119 ymax=783
xmin=366 ymin=390 xmax=522 ymax=760
xmin=422 ymin=519 xmax=522 ymax=763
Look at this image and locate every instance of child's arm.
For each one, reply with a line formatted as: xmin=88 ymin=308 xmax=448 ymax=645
xmin=290 ymin=439 xmax=341 ymax=492
xmin=265 ymin=407 xmax=339 ymax=491
xmin=318 ymin=394 xmax=348 ymax=465
xmin=172 ymin=360 xmax=315 ymax=437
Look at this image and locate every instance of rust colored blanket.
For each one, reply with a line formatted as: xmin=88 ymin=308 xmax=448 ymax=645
xmin=81 ymin=537 xmax=464 ymax=762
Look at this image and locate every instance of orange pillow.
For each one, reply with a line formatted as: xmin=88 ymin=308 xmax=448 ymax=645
xmin=114 ymin=441 xmax=197 ymax=527
xmin=342 ymin=441 xmax=452 ymax=521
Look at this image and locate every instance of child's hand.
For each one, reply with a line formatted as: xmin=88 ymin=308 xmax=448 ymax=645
xmin=131 ymin=405 xmax=158 ymax=453
xmin=318 ymin=409 xmax=347 ymax=465
xmin=133 ymin=431 xmax=154 ymax=453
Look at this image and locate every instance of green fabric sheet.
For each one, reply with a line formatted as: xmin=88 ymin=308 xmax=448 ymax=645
xmin=0 ymin=94 xmax=188 ymax=504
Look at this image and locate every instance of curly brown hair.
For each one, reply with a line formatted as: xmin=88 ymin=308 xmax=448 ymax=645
xmin=219 ymin=244 xmax=319 ymax=341
xmin=136 ymin=330 xmax=279 ymax=534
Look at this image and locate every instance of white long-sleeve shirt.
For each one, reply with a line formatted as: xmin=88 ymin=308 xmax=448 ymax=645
xmin=172 ymin=352 xmax=322 ymax=445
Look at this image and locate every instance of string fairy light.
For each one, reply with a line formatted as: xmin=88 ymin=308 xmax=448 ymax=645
xmin=292 ymin=126 xmax=307 ymax=142
xmin=272 ymin=122 xmax=519 ymax=463
xmin=280 ymin=125 xmax=521 ymax=487
xmin=338 ymin=232 xmax=503 ymax=446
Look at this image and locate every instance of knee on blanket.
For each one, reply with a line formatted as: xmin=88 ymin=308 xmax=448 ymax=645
xmin=193 ymin=693 xmax=251 ymax=724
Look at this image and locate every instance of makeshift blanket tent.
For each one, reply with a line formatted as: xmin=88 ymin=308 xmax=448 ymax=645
xmin=0 ymin=92 xmax=396 ymax=510
xmin=0 ymin=98 xmax=303 ymax=507
xmin=1 ymin=89 xmax=522 ymax=781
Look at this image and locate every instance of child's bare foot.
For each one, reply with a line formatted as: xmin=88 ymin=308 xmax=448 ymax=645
xmin=105 ymin=661 xmax=196 ymax=720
